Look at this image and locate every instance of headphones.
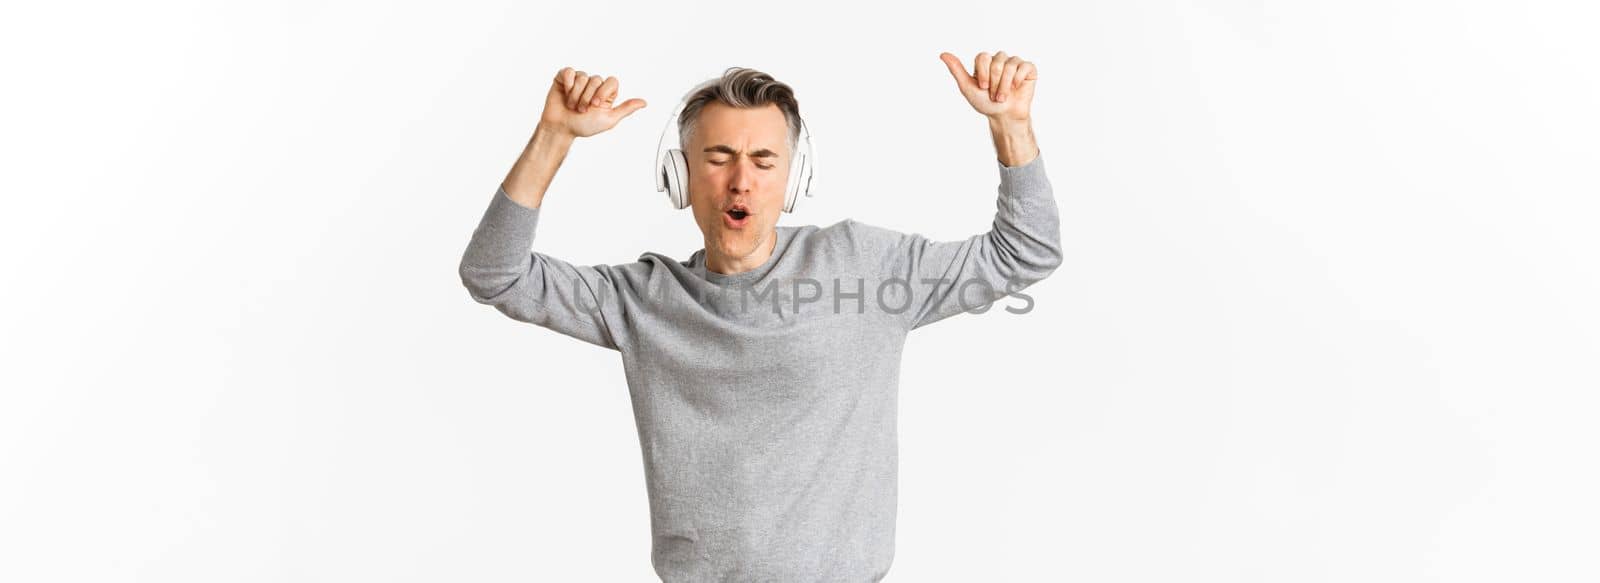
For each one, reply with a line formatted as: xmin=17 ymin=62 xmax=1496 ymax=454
xmin=654 ymin=77 xmax=816 ymax=213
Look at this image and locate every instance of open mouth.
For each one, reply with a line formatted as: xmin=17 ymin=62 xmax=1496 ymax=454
xmin=723 ymin=205 xmax=751 ymax=228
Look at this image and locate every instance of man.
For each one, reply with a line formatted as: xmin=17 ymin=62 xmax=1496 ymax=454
xmin=458 ymin=51 xmax=1060 ymax=582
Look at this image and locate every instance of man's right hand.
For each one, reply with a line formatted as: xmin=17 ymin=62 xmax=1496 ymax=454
xmin=539 ymin=67 xmax=648 ymax=139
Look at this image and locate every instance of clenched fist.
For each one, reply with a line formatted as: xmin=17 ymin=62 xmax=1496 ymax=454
xmin=539 ymin=67 xmax=649 ymax=139
xmin=938 ymin=51 xmax=1037 ymax=122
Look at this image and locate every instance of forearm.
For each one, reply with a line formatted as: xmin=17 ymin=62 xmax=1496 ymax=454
xmin=898 ymin=147 xmax=1062 ymax=329
xmin=458 ymin=181 xmax=623 ymax=350
xmin=987 ymin=117 xmax=1039 ymax=168
xmin=985 ymin=117 xmax=1060 ymax=291
xmin=500 ymin=123 xmax=576 ymax=209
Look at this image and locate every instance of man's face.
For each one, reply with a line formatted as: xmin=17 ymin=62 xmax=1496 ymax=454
xmin=686 ymin=101 xmax=791 ymax=266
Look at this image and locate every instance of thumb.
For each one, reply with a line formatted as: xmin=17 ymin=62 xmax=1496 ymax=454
xmin=938 ymin=52 xmax=976 ymax=93
xmin=611 ymin=98 xmax=647 ymax=120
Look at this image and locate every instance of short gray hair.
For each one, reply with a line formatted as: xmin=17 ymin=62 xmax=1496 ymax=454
xmin=678 ymin=67 xmax=803 ymax=159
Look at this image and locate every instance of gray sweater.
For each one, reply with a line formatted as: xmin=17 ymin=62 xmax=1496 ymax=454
xmin=458 ymin=153 xmax=1061 ymax=582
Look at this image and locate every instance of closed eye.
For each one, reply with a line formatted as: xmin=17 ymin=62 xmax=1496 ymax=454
xmin=710 ymin=160 xmax=774 ymax=170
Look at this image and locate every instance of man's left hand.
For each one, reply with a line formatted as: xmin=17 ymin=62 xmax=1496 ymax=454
xmin=939 ymin=50 xmax=1037 ymax=122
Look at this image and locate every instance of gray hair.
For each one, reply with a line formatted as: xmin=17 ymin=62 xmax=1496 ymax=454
xmin=678 ymin=67 xmax=803 ymax=159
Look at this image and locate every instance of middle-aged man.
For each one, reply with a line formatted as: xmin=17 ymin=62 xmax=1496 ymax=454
xmin=459 ymin=50 xmax=1061 ymax=582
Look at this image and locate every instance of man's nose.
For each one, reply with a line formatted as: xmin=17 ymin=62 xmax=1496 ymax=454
xmin=728 ymin=159 xmax=754 ymax=193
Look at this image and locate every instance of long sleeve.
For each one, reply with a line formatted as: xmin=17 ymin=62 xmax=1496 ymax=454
xmin=885 ymin=152 xmax=1064 ymax=330
xmin=457 ymin=185 xmax=626 ymax=350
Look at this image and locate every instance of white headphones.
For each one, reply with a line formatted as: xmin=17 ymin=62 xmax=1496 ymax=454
xmin=654 ymin=77 xmax=816 ymax=213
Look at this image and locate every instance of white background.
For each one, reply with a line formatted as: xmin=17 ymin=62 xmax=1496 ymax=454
xmin=3 ymin=1 xmax=1597 ymax=581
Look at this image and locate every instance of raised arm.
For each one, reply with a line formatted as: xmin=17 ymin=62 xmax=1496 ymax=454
xmin=888 ymin=51 xmax=1063 ymax=330
xmin=457 ymin=67 xmax=648 ymax=350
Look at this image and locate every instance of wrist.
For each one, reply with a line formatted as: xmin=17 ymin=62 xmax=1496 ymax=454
xmin=537 ymin=120 xmax=582 ymax=142
xmin=986 ymin=115 xmax=1031 ymax=132
xmin=533 ymin=121 xmax=578 ymax=146
xmin=521 ymin=122 xmax=577 ymax=165
xmin=501 ymin=123 xmax=576 ymax=209
xmin=986 ymin=116 xmax=1038 ymax=167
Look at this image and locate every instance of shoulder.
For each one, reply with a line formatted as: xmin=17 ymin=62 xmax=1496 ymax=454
xmin=807 ymin=218 xmax=909 ymax=253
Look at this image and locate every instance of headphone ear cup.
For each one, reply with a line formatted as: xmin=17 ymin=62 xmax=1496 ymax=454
xmin=663 ymin=149 xmax=690 ymax=209
xmin=777 ymin=151 xmax=796 ymax=213
xmin=796 ymin=151 xmax=813 ymax=200
xmin=782 ymin=150 xmax=808 ymax=213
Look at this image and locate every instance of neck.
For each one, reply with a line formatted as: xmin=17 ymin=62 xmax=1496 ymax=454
xmin=705 ymin=228 xmax=778 ymax=275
